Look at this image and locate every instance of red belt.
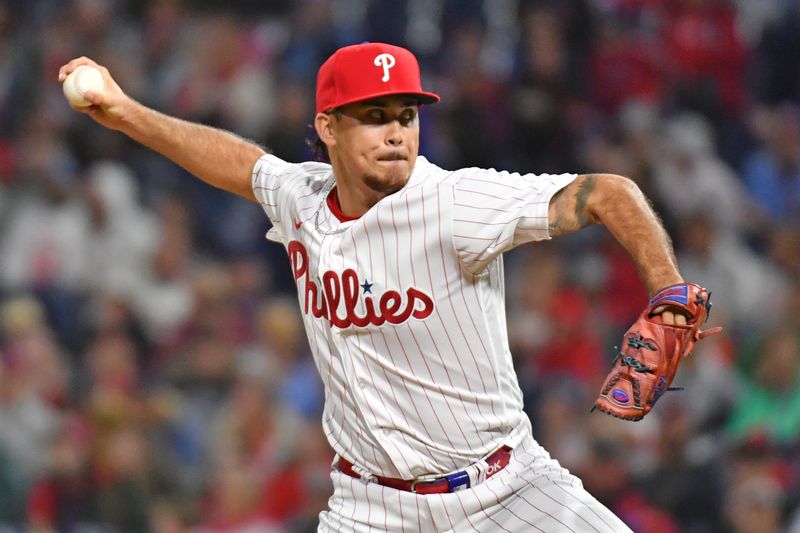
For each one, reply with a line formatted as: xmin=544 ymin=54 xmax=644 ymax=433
xmin=336 ymin=446 xmax=512 ymax=494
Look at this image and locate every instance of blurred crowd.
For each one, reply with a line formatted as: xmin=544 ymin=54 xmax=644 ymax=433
xmin=0 ymin=0 xmax=798 ymax=531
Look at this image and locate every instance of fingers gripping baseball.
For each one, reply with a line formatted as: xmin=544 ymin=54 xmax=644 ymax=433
xmin=58 ymin=57 xmax=132 ymax=130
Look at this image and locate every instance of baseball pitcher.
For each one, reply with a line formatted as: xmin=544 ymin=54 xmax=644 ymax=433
xmin=60 ymin=42 xmax=719 ymax=532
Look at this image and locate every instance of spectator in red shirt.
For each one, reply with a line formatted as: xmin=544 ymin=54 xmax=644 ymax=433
xmin=661 ymin=0 xmax=747 ymax=118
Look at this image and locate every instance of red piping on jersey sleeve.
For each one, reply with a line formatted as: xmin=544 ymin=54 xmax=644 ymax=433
xmin=327 ymin=186 xmax=361 ymax=222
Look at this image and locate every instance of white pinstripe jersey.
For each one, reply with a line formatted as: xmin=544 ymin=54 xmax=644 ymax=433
xmin=252 ymin=153 xmax=575 ymax=480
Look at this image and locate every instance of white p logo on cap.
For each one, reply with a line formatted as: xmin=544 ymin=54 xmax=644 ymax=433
xmin=374 ymin=53 xmax=396 ymax=82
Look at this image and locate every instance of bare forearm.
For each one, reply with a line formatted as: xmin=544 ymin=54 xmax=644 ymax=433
xmin=549 ymin=174 xmax=682 ymax=295
xmin=590 ymin=175 xmax=682 ymax=294
xmin=120 ymin=101 xmax=265 ymax=201
xmin=59 ymin=58 xmax=266 ymax=200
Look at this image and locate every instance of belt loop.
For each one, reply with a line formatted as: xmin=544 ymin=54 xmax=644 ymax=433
xmin=351 ymin=463 xmax=376 ymax=484
xmin=465 ymin=461 xmax=486 ymax=487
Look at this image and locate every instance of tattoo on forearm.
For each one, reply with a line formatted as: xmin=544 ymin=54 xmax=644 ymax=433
xmin=549 ymin=174 xmax=598 ymax=234
xmin=575 ymin=174 xmax=597 ymax=228
xmin=549 ymin=194 xmax=565 ymax=233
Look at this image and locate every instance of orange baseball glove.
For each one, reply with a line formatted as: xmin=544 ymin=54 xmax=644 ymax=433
xmin=593 ymin=282 xmax=722 ymax=421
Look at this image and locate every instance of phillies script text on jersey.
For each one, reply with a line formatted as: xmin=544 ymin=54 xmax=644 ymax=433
xmin=288 ymin=240 xmax=434 ymax=327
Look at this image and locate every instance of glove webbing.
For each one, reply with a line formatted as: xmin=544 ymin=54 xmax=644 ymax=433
xmin=593 ymin=337 xmax=661 ymax=414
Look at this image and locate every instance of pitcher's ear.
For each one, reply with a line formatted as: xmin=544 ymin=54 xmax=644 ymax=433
xmin=315 ymin=112 xmax=336 ymax=148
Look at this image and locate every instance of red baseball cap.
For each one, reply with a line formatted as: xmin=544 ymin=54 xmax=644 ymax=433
xmin=316 ymin=42 xmax=440 ymax=113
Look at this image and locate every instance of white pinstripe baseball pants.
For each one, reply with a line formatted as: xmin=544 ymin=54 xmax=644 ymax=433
xmin=318 ymin=432 xmax=633 ymax=532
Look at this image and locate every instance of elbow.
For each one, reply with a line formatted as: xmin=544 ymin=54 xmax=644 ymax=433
xmin=587 ymin=173 xmax=644 ymax=218
xmin=599 ymin=173 xmax=639 ymax=195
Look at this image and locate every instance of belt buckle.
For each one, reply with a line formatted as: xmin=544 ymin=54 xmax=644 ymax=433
xmin=443 ymin=470 xmax=470 ymax=492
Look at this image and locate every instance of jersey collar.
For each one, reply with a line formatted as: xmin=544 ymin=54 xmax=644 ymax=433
xmin=326 ymin=156 xmax=429 ymax=223
xmin=326 ymin=186 xmax=361 ymax=222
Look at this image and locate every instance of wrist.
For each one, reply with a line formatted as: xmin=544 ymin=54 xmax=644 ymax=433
xmin=117 ymin=98 xmax=149 ymax=133
xmin=645 ymin=273 xmax=684 ymax=297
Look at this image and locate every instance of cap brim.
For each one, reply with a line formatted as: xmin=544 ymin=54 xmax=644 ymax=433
xmin=323 ymin=90 xmax=440 ymax=113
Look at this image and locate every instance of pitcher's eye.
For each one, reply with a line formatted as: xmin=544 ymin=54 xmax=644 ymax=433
xmin=400 ymin=110 xmax=417 ymax=125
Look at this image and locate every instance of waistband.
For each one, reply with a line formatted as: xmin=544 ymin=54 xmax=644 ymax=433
xmin=335 ymin=446 xmax=512 ymax=494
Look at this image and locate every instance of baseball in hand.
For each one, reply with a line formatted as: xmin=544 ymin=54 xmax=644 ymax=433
xmin=62 ymin=65 xmax=104 ymax=107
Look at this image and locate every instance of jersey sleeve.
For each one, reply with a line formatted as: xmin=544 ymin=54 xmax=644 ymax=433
xmin=251 ymin=153 xmax=333 ymax=244
xmin=251 ymin=153 xmax=295 ymax=243
xmin=252 ymin=153 xmax=293 ymax=221
xmin=452 ymin=168 xmax=575 ymax=273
